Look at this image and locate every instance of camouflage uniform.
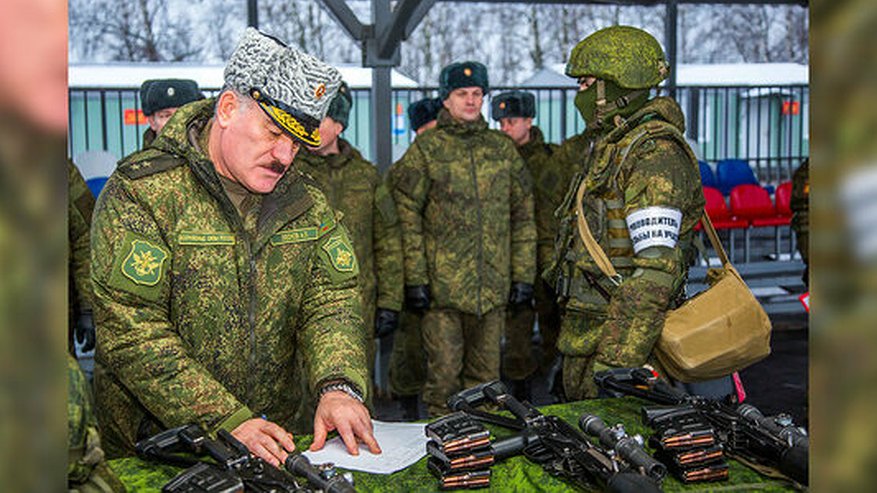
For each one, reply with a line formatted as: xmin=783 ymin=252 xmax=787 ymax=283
xmin=92 ymin=99 xmax=368 ymax=456
xmin=295 ymin=138 xmax=404 ymax=334
xmin=386 ymin=163 xmax=427 ymax=399
xmin=68 ymin=354 xmax=126 ymax=492
xmin=392 ymin=109 xmax=537 ymax=416
xmin=548 ymin=27 xmax=705 ymax=400
xmin=69 ymin=161 xmax=95 ymax=353
xmin=790 ymin=159 xmax=809 ymax=268
xmin=503 ymin=126 xmax=566 ymax=380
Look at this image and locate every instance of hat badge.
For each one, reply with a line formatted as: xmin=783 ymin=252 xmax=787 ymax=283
xmin=315 ymin=83 xmax=327 ymax=100
xmin=499 ymin=102 xmax=506 ymax=109
xmin=167 ymin=87 xmax=175 ymax=96
xmin=464 ymin=67 xmax=472 ymax=77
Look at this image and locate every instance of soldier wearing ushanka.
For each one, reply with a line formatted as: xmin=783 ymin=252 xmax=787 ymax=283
xmin=93 ymin=28 xmax=381 ymax=467
xmin=491 ymin=90 xmax=569 ymax=401
xmin=138 ymin=78 xmax=204 ymax=147
xmin=547 ymin=26 xmax=705 ymax=400
xmin=390 ymin=61 xmax=537 ymax=417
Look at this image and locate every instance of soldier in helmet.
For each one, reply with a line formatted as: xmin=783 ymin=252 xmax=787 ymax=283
xmin=138 ymin=79 xmax=204 ymax=147
xmin=294 ymin=82 xmax=404 ymax=389
xmin=391 ymin=62 xmax=537 ymax=417
xmin=547 ymin=26 xmax=705 ymax=400
xmin=93 ymin=29 xmax=380 ymax=465
xmin=490 ymin=91 xmax=569 ymax=401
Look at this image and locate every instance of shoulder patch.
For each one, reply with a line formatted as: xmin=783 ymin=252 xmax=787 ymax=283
xmin=322 ymin=233 xmax=358 ymax=273
xmin=121 ymin=239 xmax=168 ymax=286
xmin=118 ymin=152 xmax=184 ymax=180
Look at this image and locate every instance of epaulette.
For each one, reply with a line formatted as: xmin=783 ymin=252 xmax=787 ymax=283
xmin=117 ymin=148 xmax=184 ymax=180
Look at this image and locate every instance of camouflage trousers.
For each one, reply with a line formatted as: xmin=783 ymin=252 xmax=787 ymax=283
xmin=560 ymin=311 xmax=664 ymax=401
xmin=503 ymin=280 xmax=561 ymax=380
xmin=422 ymin=307 xmax=504 ymax=417
xmin=388 ymin=310 xmax=426 ymax=396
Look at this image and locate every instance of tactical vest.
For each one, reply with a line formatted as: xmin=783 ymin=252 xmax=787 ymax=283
xmin=551 ymin=108 xmax=699 ymax=315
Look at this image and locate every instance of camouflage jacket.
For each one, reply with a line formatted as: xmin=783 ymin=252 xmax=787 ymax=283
xmin=295 ymin=139 xmax=404 ymax=331
xmin=790 ymin=159 xmax=809 ymax=263
xmin=516 ymin=126 xmax=568 ymax=274
xmin=68 ymin=354 xmax=126 ymax=492
xmin=69 ymin=160 xmax=94 ymax=351
xmin=92 ymin=99 xmax=367 ymax=456
xmin=391 ymin=109 xmax=537 ymax=316
xmin=551 ymin=97 xmax=705 ymax=366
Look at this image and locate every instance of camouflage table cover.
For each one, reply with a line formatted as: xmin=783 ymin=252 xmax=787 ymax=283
xmin=109 ymin=397 xmax=797 ymax=492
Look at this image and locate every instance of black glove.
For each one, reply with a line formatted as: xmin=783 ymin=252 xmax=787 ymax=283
xmin=405 ymin=284 xmax=431 ymax=311
xmin=75 ymin=310 xmax=96 ymax=353
xmin=508 ymin=282 xmax=534 ymax=307
xmin=374 ymin=309 xmax=399 ymax=338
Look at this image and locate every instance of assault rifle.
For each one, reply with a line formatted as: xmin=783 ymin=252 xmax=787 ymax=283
xmin=136 ymin=424 xmax=355 ymax=493
xmin=595 ymin=367 xmax=809 ymax=486
xmin=445 ymin=380 xmax=664 ymax=493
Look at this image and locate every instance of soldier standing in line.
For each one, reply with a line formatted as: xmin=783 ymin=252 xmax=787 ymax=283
xmin=547 ymin=26 xmax=705 ymax=400
xmin=138 ymin=79 xmax=204 ymax=147
xmin=490 ymin=90 xmax=570 ymax=402
xmin=790 ymin=158 xmax=809 ymax=287
xmin=92 ymin=28 xmax=380 ymax=465
xmin=386 ymin=96 xmax=443 ymax=420
xmin=294 ymin=81 xmax=404 ymax=390
xmin=391 ymin=62 xmax=537 ymax=417
xmin=69 ymin=160 xmax=96 ymax=355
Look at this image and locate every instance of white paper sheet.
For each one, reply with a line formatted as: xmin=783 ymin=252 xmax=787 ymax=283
xmin=301 ymin=420 xmax=428 ymax=474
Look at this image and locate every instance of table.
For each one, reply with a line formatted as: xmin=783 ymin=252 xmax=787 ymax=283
xmin=109 ymin=397 xmax=797 ymax=492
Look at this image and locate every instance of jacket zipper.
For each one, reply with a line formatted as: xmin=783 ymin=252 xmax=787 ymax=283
xmin=468 ymin=143 xmax=485 ymax=318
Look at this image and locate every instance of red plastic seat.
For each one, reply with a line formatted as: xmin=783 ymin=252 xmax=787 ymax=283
xmin=730 ymin=184 xmax=790 ymax=227
xmin=699 ymin=186 xmax=748 ymax=230
xmin=775 ymin=181 xmax=793 ymax=218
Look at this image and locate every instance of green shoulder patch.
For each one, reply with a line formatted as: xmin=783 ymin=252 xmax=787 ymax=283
xmin=121 ymin=239 xmax=168 ymax=286
xmin=322 ymin=234 xmax=358 ymax=273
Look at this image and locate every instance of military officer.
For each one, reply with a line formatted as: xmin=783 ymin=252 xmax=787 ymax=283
xmin=490 ymin=90 xmax=568 ymax=401
xmin=386 ymin=96 xmax=444 ymax=420
xmin=547 ymin=26 xmax=705 ymax=400
xmin=92 ymin=28 xmax=380 ymax=466
xmin=294 ymin=81 xmax=404 ymax=381
xmin=138 ymin=78 xmax=204 ymax=147
xmin=391 ymin=61 xmax=537 ymax=417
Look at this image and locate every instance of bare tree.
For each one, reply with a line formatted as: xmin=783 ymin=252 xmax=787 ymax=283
xmin=69 ymin=0 xmax=200 ymax=62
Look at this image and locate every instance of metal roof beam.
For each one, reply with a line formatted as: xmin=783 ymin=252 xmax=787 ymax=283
xmin=320 ymin=0 xmax=366 ymax=41
xmin=377 ymin=0 xmax=436 ymax=59
xmin=439 ymin=0 xmax=807 ymax=5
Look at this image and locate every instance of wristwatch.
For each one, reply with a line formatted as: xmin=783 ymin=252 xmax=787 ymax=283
xmin=318 ymin=381 xmax=364 ymax=403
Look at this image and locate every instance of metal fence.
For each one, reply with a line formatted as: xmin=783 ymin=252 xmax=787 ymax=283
xmin=69 ymin=84 xmax=808 ymax=187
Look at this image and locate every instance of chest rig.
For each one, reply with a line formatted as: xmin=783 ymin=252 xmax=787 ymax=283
xmin=551 ymin=109 xmax=698 ymax=313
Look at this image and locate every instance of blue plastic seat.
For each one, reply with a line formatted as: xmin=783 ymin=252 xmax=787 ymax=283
xmin=699 ymin=161 xmax=717 ymax=189
xmin=716 ymin=159 xmax=759 ymax=195
xmin=86 ymin=177 xmax=109 ymax=198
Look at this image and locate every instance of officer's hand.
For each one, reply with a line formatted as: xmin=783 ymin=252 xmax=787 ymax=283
xmin=231 ymin=418 xmax=296 ymax=468
xmin=311 ymin=392 xmax=382 ymax=456
xmin=405 ymin=285 xmax=430 ymax=311
xmin=508 ymin=282 xmax=534 ymax=307
xmin=374 ymin=309 xmax=399 ymax=338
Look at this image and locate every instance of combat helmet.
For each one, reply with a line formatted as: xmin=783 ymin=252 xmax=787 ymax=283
xmin=565 ymin=25 xmax=669 ymax=89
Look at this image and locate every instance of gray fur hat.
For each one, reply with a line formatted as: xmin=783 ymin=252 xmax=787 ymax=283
xmin=224 ymin=28 xmax=342 ymax=146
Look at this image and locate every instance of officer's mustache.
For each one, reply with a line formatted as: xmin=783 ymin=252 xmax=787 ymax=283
xmin=267 ymin=161 xmax=289 ymax=175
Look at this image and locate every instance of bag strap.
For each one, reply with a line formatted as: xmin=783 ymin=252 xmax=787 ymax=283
xmin=575 ymin=176 xmax=732 ymax=284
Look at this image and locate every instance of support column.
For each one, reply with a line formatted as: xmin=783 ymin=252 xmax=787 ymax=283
xmin=665 ymin=0 xmax=678 ymax=99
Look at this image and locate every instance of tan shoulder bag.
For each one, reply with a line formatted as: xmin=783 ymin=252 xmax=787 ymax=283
xmin=574 ymin=180 xmax=772 ymax=382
